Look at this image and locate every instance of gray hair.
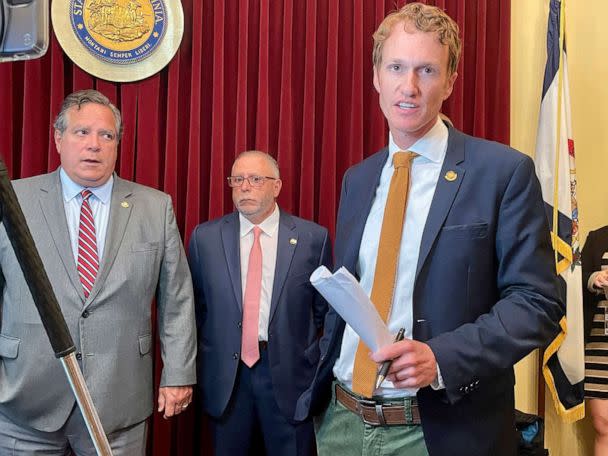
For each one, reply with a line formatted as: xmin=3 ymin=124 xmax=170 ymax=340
xmin=53 ymin=89 xmax=123 ymax=141
xmin=234 ymin=150 xmax=281 ymax=178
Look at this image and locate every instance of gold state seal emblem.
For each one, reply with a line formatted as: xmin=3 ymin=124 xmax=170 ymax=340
xmin=52 ymin=0 xmax=183 ymax=82
xmin=71 ymin=0 xmax=165 ymax=64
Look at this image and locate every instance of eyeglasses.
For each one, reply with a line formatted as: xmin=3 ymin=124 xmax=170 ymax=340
xmin=226 ymin=175 xmax=277 ymax=188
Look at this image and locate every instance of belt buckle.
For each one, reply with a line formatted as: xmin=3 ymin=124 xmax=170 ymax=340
xmin=356 ymin=398 xmax=379 ymax=426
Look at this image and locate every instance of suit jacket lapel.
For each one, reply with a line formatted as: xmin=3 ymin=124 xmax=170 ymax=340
xmin=38 ymin=170 xmax=85 ymax=302
xmin=86 ymin=176 xmax=133 ymax=304
xmin=221 ymin=212 xmax=243 ymax=311
xmin=416 ymin=127 xmax=466 ymax=280
xmin=341 ymin=149 xmax=388 ymax=275
xmin=269 ymin=211 xmax=297 ymax=324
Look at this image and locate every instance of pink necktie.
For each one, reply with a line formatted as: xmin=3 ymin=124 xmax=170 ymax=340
xmin=77 ymin=189 xmax=99 ymax=298
xmin=241 ymin=226 xmax=263 ymax=367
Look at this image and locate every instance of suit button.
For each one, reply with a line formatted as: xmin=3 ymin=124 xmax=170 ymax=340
xmin=76 ymin=353 xmax=82 ymax=360
xmin=82 ymin=310 xmax=90 ymax=318
xmin=237 ymin=321 xmax=242 ymax=328
xmin=233 ymin=353 xmax=239 ymax=360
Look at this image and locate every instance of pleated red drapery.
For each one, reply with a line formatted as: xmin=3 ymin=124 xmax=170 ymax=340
xmin=0 ymin=1 xmax=510 ymax=454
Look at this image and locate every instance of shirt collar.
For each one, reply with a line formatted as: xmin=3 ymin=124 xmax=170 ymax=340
xmin=388 ymin=116 xmax=448 ymax=165
xmin=239 ymin=203 xmax=280 ymax=237
xmin=60 ymin=168 xmax=114 ymax=204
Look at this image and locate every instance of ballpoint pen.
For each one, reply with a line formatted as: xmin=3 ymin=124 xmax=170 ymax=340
xmin=375 ymin=327 xmax=406 ymax=389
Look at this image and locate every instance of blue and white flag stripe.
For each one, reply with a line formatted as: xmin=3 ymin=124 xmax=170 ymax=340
xmin=535 ymin=0 xmax=585 ymax=423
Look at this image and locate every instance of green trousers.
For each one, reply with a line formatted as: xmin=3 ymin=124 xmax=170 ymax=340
xmin=315 ymin=382 xmax=429 ymax=456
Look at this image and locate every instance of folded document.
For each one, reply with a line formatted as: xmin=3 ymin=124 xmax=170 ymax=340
xmin=309 ymin=266 xmax=393 ymax=351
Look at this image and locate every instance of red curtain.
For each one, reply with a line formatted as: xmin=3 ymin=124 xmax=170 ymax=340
xmin=0 ymin=0 xmax=510 ymax=454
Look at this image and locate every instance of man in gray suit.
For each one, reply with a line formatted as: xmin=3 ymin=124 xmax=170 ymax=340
xmin=0 ymin=89 xmax=196 ymax=455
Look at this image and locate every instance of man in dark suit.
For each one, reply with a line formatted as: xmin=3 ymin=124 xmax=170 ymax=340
xmin=308 ymin=3 xmax=564 ymax=456
xmin=188 ymin=150 xmax=331 ymax=455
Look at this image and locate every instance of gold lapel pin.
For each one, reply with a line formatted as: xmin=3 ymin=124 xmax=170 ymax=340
xmin=289 ymin=238 xmax=297 ymax=245
xmin=121 ymin=201 xmax=130 ymax=208
xmin=444 ymin=170 xmax=457 ymax=182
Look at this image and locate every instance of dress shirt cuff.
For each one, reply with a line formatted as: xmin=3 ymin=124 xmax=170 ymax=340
xmin=430 ymin=363 xmax=445 ymax=390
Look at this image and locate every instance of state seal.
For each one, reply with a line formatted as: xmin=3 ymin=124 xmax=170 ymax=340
xmin=70 ymin=0 xmax=166 ymax=65
xmin=52 ymin=0 xmax=183 ymax=82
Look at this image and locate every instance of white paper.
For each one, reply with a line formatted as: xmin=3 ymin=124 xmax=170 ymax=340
xmin=310 ymin=266 xmax=393 ymax=351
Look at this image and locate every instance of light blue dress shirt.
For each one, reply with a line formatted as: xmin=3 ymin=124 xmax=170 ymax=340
xmin=333 ymin=117 xmax=448 ymax=397
xmin=59 ymin=168 xmax=113 ymax=265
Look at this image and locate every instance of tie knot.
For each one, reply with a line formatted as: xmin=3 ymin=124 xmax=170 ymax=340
xmin=393 ymin=151 xmax=417 ymax=169
xmin=81 ymin=189 xmax=93 ymax=201
xmin=253 ymin=226 xmax=262 ymax=239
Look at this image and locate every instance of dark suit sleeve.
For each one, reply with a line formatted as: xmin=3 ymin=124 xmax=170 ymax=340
xmin=188 ymin=226 xmax=207 ymax=336
xmin=333 ymin=167 xmax=351 ymax=269
xmin=314 ymin=229 xmax=333 ymax=330
xmin=426 ymin=156 xmax=564 ymax=403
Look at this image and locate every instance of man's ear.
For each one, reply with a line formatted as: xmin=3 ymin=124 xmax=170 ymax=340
xmin=443 ymin=71 xmax=458 ymax=100
xmin=373 ymin=66 xmax=381 ymax=94
xmin=54 ymin=130 xmax=62 ymax=154
xmin=273 ymin=179 xmax=282 ymax=198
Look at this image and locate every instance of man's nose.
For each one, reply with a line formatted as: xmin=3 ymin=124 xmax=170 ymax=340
xmin=87 ymin=134 xmax=101 ymax=151
xmin=240 ymin=178 xmax=252 ymax=190
xmin=398 ymin=71 xmax=418 ymax=96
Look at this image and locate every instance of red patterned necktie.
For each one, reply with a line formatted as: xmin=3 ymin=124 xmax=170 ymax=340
xmin=77 ymin=189 xmax=99 ymax=298
xmin=241 ymin=226 xmax=263 ymax=367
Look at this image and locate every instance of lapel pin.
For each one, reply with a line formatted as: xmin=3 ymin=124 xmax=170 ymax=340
xmin=444 ymin=170 xmax=457 ymax=182
xmin=121 ymin=201 xmax=130 ymax=208
xmin=289 ymin=238 xmax=297 ymax=245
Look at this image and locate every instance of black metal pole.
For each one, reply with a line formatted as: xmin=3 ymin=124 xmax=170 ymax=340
xmin=0 ymin=158 xmax=112 ymax=455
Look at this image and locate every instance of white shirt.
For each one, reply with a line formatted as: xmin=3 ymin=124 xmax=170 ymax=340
xmin=333 ymin=117 xmax=448 ymax=397
xmin=60 ymin=168 xmax=113 ymax=264
xmin=239 ymin=204 xmax=280 ymax=341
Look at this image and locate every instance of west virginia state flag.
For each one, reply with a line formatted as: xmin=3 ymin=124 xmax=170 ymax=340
xmin=535 ymin=0 xmax=585 ymax=423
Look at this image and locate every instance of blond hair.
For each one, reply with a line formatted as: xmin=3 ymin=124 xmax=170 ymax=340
xmin=372 ymin=2 xmax=461 ymax=76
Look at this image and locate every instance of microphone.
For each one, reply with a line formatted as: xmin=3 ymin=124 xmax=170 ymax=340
xmin=0 ymin=0 xmax=48 ymax=62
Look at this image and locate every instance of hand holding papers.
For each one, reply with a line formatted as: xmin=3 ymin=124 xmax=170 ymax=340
xmin=309 ymin=266 xmax=393 ymax=352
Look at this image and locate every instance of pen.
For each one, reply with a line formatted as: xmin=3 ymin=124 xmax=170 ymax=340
xmin=375 ymin=328 xmax=406 ymax=389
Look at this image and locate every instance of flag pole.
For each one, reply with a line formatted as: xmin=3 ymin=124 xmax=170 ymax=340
xmin=551 ymin=0 xmax=565 ymax=274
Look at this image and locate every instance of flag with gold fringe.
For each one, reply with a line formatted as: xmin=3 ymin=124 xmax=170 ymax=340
xmin=535 ymin=0 xmax=585 ymax=423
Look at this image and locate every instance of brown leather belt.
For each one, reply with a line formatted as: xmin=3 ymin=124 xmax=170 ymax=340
xmin=335 ymin=383 xmax=421 ymax=426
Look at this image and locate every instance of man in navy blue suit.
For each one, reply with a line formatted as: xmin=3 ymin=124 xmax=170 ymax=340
xmin=308 ymin=3 xmax=564 ymax=456
xmin=188 ymin=150 xmax=331 ymax=455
